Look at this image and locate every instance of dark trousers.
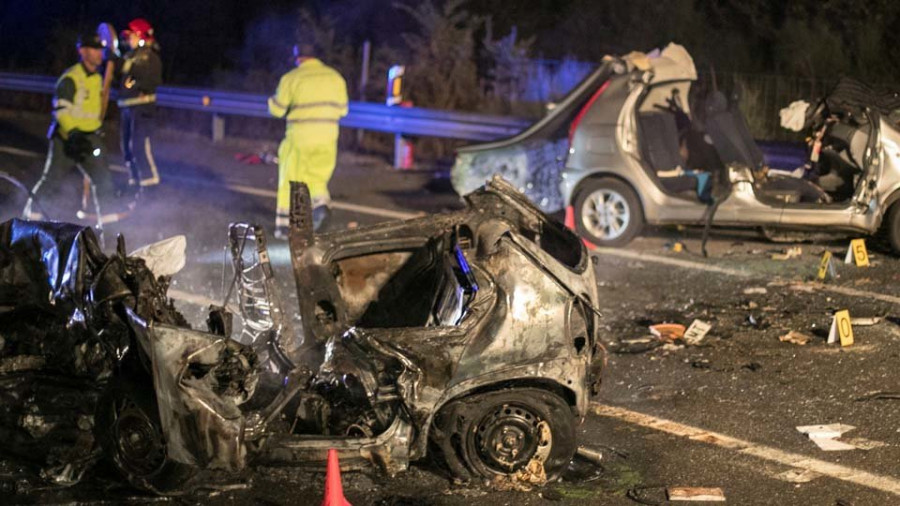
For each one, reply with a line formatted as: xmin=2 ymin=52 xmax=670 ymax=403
xmin=120 ymin=105 xmax=159 ymax=184
xmin=24 ymin=133 xmax=115 ymax=219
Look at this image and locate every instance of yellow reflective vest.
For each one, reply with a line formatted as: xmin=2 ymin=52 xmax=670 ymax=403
xmin=268 ymin=59 xmax=348 ymax=142
xmin=53 ymin=63 xmax=103 ymax=139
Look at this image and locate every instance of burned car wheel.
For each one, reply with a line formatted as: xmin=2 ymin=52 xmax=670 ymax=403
xmin=97 ymin=381 xmax=195 ymax=494
xmin=434 ymin=389 xmax=576 ymax=482
xmin=573 ymin=178 xmax=643 ymax=247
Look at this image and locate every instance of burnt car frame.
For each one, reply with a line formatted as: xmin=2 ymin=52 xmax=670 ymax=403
xmin=452 ymin=44 xmax=900 ymax=252
xmin=0 ymin=177 xmax=603 ymax=493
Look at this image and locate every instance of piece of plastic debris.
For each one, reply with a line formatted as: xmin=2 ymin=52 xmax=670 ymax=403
xmin=742 ymin=287 xmax=767 ymax=295
xmin=797 ymin=424 xmax=857 ymax=451
xmin=130 ymin=235 xmax=187 ymax=277
xmin=808 ymin=438 xmax=857 ymax=451
xmin=779 ymin=331 xmax=812 ymax=346
xmin=683 ymin=320 xmax=712 ymax=345
xmin=796 ymin=424 xmax=855 ymax=439
xmin=667 ymin=487 xmax=726 ymax=502
xmin=665 ymin=241 xmax=684 ymax=253
xmin=850 ymin=317 xmax=882 ymax=326
xmin=649 ymin=323 xmax=686 ymax=342
xmin=771 ymin=246 xmax=802 ymax=260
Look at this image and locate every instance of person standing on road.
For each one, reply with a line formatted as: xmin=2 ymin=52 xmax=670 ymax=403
xmin=268 ymin=43 xmax=348 ymax=238
xmin=118 ymin=18 xmax=163 ymax=189
xmin=23 ymin=29 xmax=130 ymax=226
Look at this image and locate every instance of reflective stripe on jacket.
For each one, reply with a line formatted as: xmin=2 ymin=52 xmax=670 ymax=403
xmin=268 ymin=59 xmax=348 ymax=132
xmin=53 ymin=64 xmax=103 ymax=138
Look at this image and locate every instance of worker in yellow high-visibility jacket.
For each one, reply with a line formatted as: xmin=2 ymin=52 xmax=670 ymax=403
xmin=23 ymin=29 xmax=131 ymax=226
xmin=268 ymin=43 xmax=348 ymax=238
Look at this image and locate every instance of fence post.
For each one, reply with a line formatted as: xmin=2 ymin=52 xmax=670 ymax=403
xmin=212 ymin=113 xmax=225 ymax=143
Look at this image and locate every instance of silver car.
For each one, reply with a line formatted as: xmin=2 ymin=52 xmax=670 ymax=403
xmin=452 ymin=44 xmax=900 ymax=252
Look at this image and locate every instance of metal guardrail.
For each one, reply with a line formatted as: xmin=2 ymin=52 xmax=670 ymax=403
xmin=0 ymin=72 xmax=530 ymax=142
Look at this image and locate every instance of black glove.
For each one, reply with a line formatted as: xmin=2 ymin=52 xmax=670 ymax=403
xmin=63 ymin=131 xmax=93 ymax=163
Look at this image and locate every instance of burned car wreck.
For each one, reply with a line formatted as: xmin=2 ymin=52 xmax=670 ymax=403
xmin=0 ymin=177 xmax=603 ymax=494
xmin=453 ymin=44 xmax=900 ymax=253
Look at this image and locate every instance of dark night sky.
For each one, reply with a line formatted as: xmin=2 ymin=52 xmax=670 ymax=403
xmin=2 ymin=0 xmax=899 ymax=86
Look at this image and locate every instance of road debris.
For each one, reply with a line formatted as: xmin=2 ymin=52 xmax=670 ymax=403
xmin=797 ymin=424 xmax=857 ymax=451
xmin=667 ymin=487 xmax=726 ymax=501
xmin=742 ymin=287 xmax=767 ymax=295
xmin=849 ymin=317 xmax=882 ymax=326
xmin=574 ymin=446 xmax=603 ymax=464
xmin=779 ymin=331 xmax=813 ymax=345
xmin=771 ymin=246 xmax=802 ymax=260
xmin=649 ymin=323 xmax=686 ymax=342
xmin=683 ymin=320 xmax=712 ymax=345
xmin=776 ymin=468 xmax=822 ymax=483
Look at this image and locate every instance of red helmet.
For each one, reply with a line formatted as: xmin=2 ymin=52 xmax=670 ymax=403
xmin=122 ymin=18 xmax=154 ymax=42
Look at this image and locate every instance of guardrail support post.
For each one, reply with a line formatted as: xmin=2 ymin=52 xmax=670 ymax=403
xmin=212 ymin=114 xmax=225 ymax=143
xmin=393 ymin=133 xmax=403 ymax=169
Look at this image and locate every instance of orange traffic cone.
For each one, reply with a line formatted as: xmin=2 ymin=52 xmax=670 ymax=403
xmin=321 ymin=449 xmax=352 ymax=506
xmin=564 ymin=205 xmax=596 ymax=250
xmin=564 ymin=205 xmax=576 ymax=230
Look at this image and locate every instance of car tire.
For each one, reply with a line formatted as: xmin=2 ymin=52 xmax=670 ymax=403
xmin=96 ymin=379 xmax=196 ymax=494
xmin=432 ymin=388 xmax=576 ymax=482
xmin=885 ymin=203 xmax=900 ymax=255
xmin=573 ymin=178 xmax=644 ymax=247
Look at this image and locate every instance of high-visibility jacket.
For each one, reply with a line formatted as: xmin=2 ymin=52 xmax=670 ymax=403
xmin=52 ymin=63 xmax=103 ymax=139
xmin=267 ymin=59 xmax=348 ymax=142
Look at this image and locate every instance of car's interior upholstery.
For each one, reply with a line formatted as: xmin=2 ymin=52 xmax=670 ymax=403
xmin=704 ymin=91 xmax=765 ymax=170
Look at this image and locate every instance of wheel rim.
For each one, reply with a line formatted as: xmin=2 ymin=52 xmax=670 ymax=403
xmin=580 ymin=189 xmax=630 ymax=240
xmin=113 ymin=399 xmax=167 ymax=477
xmin=472 ymin=402 xmax=545 ymax=473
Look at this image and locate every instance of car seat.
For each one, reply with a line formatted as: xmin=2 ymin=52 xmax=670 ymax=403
xmin=703 ymin=91 xmax=765 ymax=169
xmin=638 ymin=111 xmax=699 ymax=197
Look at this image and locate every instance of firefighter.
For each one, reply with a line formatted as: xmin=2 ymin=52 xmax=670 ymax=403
xmin=268 ymin=43 xmax=348 ymax=238
xmin=23 ymin=29 xmax=129 ymax=226
xmin=118 ymin=18 xmax=163 ymax=188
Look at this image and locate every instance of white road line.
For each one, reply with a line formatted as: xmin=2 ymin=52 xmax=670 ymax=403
xmin=0 ymin=145 xmax=42 ymax=158
xmin=804 ymin=282 xmax=900 ymax=306
xmin=114 ymin=164 xmax=422 ymax=220
xmin=595 ymin=247 xmax=900 ymax=305
xmin=592 ymin=403 xmax=900 ymax=496
xmin=593 ymin=247 xmax=752 ymax=277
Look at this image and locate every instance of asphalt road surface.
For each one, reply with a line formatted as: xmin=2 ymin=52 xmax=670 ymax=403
xmin=2 ymin=112 xmax=900 ymax=505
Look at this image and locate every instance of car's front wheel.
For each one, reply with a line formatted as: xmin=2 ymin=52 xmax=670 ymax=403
xmin=96 ymin=379 xmax=195 ymax=494
xmin=432 ymin=388 xmax=576 ymax=482
xmin=573 ymin=178 xmax=644 ymax=247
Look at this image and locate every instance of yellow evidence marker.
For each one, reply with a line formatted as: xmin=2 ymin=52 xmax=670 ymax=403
xmin=844 ymin=239 xmax=869 ymax=267
xmin=817 ymin=251 xmax=833 ymax=281
xmin=827 ymin=309 xmax=854 ymax=347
